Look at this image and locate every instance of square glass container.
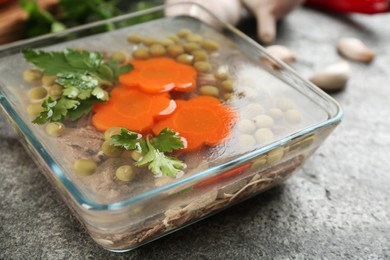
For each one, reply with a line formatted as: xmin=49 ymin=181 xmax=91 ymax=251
xmin=0 ymin=3 xmax=342 ymax=252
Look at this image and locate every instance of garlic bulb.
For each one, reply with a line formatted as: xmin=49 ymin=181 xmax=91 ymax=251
xmin=309 ymin=60 xmax=351 ymax=92
xmin=337 ymin=37 xmax=375 ymax=63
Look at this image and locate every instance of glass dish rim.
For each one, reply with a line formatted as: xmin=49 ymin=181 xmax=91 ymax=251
xmin=0 ymin=2 xmax=343 ymax=211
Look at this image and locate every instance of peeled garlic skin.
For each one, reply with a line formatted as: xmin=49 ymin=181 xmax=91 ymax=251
xmin=309 ymin=60 xmax=351 ymax=92
xmin=337 ymin=37 xmax=375 ymax=63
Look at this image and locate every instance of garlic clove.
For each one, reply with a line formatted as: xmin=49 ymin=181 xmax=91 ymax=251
xmin=309 ymin=60 xmax=351 ymax=92
xmin=261 ymin=45 xmax=296 ymax=70
xmin=265 ymin=45 xmax=296 ymax=64
xmin=337 ymin=37 xmax=375 ymax=63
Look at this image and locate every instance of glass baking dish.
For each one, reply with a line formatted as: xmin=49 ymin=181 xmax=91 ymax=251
xmin=0 ymin=3 xmax=342 ymax=252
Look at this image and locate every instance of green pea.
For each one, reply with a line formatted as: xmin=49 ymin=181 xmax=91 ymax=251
xmin=214 ymin=71 xmax=230 ymax=81
xmin=267 ymin=147 xmax=284 ymax=164
xmin=200 ymin=85 xmax=219 ymax=97
xmin=284 ymin=109 xmax=302 ymax=124
xmin=167 ymin=44 xmax=185 ymax=57
xmin=143 ymin=37 xmax=159 ymax=46
xmin=101 ymin=140 xmax=123 ymax=157
xmin=183 ymin=42 xmax=201 ymax=52
xmin=194 ymin=61 xmax=212 ymax=73
xmin=29 ymin=87 xmax=47 ymax=100
xmin=131 ymin=150 xmax=143 ymax=162
xmin=103 ymin=127 xmax=123 ymax=141
xmin=45 ymin=122 xmax=65 ymax=137
xmin=177 ymin=29 xmax=192 ymax=38
xmin=160 ymin=38 xmax=175 ymax=46
xmin=250 ymin=156 xmax=267 ymax=170
xmin=276 ymin=98 xmax=294 ymax=111
xmin=48 ymin=84 xmax=63 ymax=98
xmin=116 ymin=165 xmax=137 ymax=182
xmin=167 ymin=34 xmax=180 ymax=43
xmin=237 ymin=119 xmax=256 ymax=134
xmin=41 ymin=75 xmax=56 ymax=86
xmin=132 ymin=48 xmax=150 ymax=60
xmin=192 ymin=50 xmax=208 ymax=62
xmin=127 ymin=34 xmax=143 ymax=44
xmin=186 ymin=34 xmax=203 ymax=43
xmin=238 ymin=134 xmax=256 ymax=147
xmin=201 ymin=39 xmax=220 ymax=51
xmin=111 ymin=51 xmax=127 ymax=62
xmin=224 ymin=93 xmax=233 ymax=101
xmin=26 ymin=103 xmax=44 ymax=116
xmin=23 ymin=69 xmax=43 ymax=83
xmin=74 ymin=159 xmax=97 ymax=176
xmin=176 ymin=54 xmax=193 ymax=65
xmin=150 ymin=43 xmax=166 ymax=57
xmin=254 ymin=115 xmax=274 ymax=128
xmin=254 ymin=128 xmax=274 ymax=146
xmin=268 ymin=108 xmax=283 ymax=120
xmin=221 ymin=80 xmax=234 ymax=92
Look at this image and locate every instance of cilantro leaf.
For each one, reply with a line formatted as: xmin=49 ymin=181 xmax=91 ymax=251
xmin=135 ymin=138 xmax=186 ymax=177
xmin=110 ymin=128 xmax=142 ymax=151
xmin=151 ymin=128 xmax=185 ymax=152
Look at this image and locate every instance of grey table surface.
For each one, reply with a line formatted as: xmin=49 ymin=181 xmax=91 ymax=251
xmin=1 ymin=6 xmax=390 ymax=260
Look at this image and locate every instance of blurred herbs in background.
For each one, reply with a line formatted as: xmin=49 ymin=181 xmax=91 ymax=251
xmin=19 ymin=0 xmax=163 ymax=38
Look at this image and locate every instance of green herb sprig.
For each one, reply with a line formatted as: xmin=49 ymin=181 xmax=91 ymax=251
xmin=110 ymin=128 xmax=186 ymax=177
xmin=19 ymin=0 xmax=163 ymax=38
xmin=22 ymin=49 xmax=133 ymax=124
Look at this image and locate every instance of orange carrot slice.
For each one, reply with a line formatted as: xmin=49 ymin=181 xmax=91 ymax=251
xmin=194 ymin=163 xmax=252 ymax=188
xmin=119 ymin=57 xmax=197 ymax=94
xmin=152 ymin=96 xmax=238 ymax=151
xmin=92 ymin=85 xmax=176 ymax=133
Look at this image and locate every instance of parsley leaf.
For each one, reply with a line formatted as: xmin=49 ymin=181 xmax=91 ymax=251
xmin=22 ymin=49 xmax=75 ymax=75
xmin=56 ymin=72 xmax=99 ymax=90
xmin=110 ymin=128 xmax=186 ymax=177
xmin=33 ymin=97 xmax=79 ymax=124
xmin=22 ymin=48 xmax=132 ymax=124
xmin=135 ymin=137 xmax=186 ymax=177
xmin=151 ymin=128 xmax=185 ymax=152
xmin=67 ymin=97 xmax=101 ymax=121
xmin=110 ymin=129 xmax=142 ymax=151
xmin=22 ymin=49 xmax=131 ymax=82
xmin=19 ymin=0 xmax=67 ymax=38
xmin=106 ymin=60 xmax=133 ymax=79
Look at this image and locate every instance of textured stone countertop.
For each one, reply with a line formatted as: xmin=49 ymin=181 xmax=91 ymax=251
xmin=1 ymin=6 xmax=390 ymax=260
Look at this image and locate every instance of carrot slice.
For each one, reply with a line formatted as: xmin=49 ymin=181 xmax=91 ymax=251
xmin=194 ymin=163 xmax=252 ymax=188
xmin=152 ymin=96 xmax=238 ymax=151
xmin=119 ymin=57 xmax=197 ymax=94
xmin=92 ymin=85 xmax=176 ymax=133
